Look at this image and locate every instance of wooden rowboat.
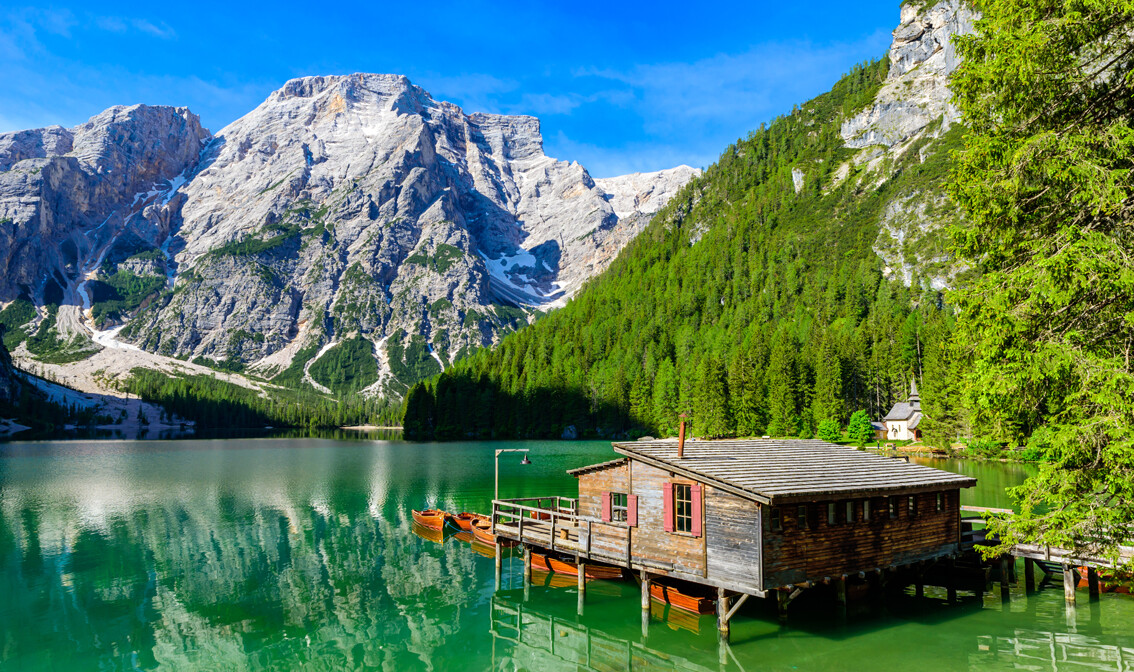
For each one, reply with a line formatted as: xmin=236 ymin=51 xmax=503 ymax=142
xmin=1078 ymin=566 xmax=1133 ymax=594
xmin=649 ymin=578 xmax=716 ymax=615
xmin=531 ymin=552 xmax=623 ymax=580
xmin=471 ymin=519 xmax=516 ymax=547
xmin=453 ymin=512 xmax=488 ymax=532
xmin=412 ymin=508 xmax=449 ymax=530
xmin=471 ymin=518 xmax=498 ymax=544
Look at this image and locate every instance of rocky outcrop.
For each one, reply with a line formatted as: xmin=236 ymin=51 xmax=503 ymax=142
xmin=0 ymin=106 xmax=210 ymax=309
xmin=841 ymin=0 xmax=975 ymax=149
xmin=1 ymin=75 xmax=696 ymax=396
xmin=829 ymin=0 xmax=975 ymax=291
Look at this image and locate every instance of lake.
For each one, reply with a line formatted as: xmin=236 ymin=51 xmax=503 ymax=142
xmin=1 ymin=437 xmax=1131 ymax=670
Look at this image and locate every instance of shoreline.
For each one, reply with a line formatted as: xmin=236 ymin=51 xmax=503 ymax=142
xmin=340 ymin=425 xmax=403 ymax=431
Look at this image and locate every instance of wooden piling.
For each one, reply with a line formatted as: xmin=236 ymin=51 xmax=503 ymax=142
xmin=776 ymin=590 xmax=790 ymax=624
xmin=1024 ymin=558 xmax=1036 ymax=594
xmin=1000 ymin=556 xmax=1012 ymax=602
xmin=641 ymin=572 xmax=651 ymax=611
xmin=830 ymin=573 xmax=848 ymax=616
xmin=1087 ymin=567 xmax=1100 ymax=601
xmin=494 ymin=542 xmax=502 ymax=591
xmin=1063 ymin=564 xmax=1077 ymax=604
xmin=717 ymin=587 xmax=732 ymax=638
xmin=578 ymin=562 xmax=586 ymax=596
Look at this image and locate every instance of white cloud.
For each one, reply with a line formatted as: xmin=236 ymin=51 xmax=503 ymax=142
xmin=129 ymin=18 xmax=176 ymax=39
xmin=547 ymin=130 xmax=711 ymax=179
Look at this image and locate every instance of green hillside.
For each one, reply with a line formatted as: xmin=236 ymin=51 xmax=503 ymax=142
xmin=404 ymin=57 xmax=970 ymax=441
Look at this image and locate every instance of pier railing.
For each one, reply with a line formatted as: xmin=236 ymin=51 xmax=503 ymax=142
xmin=491 ymin=497 xmax=632 ymax=565
xmin=960 ymin=505 xmax=1134 ymax=568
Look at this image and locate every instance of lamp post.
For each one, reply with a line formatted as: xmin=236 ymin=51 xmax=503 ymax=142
xmin=494 ymin=448 xmax=531 ymax=503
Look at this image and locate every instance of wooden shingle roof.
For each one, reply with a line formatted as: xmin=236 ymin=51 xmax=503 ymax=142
xmin=610 ymin=439 xmax=975 ymax=505
xmin=566 ymin=457 xmax=628 ymax=476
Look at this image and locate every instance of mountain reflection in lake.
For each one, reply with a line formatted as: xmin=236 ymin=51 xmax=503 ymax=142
xmin=1 ymin=438 xmax=1132 ymax=671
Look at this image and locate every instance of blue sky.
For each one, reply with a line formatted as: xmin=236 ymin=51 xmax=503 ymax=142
xmin=0 ymin=1 xmax=898 ymax=177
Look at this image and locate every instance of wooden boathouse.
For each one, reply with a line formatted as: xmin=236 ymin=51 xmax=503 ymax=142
xmin=492 ymin=437 xmax=977 ymax=632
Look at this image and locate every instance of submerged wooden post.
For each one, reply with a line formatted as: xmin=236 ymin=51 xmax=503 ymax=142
xmin=776 ymin=590 xmax=790 ymax=624
xmin=494 ymin=542 xmax=502 ymax=592
xmin=1063 ymin=564 xmax=1077 ymax=604
xmin=523 ymin=547 xmax=531 ymax=601
xmin=717 ymin=587 xmax=732 ymax=639
xmin=834 ymin=576 xmax=848 ymax=617
xmin=577 ymin=562 xmax=586 ymax=616
xmin=641 ymin=573 xmax=651 ymax=611
xmin=1000 ymin=556 xmax=1012 ymax=602
xmin=947 ymin=584 xmax=957 ymax=604
xmin=1024 ymin=558 xmax=1036 ymax=594
xmin=1087 ymin=567 xmax=1100 ymax=601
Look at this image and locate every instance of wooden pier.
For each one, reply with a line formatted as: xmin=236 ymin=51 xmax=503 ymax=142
xmin=960 ymin=505 xmax=1134 ymax=604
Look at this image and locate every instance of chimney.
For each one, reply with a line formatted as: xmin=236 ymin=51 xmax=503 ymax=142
xmin=678 ymin=413 xmax=689 ymax=458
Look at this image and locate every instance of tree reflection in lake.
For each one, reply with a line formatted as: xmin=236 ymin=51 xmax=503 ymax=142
xmin=1 ymin=438 xmax=1132 ymax=671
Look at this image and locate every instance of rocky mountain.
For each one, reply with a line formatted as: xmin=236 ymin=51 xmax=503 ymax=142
xmin=0 ymin=75 xmax=696 ymax=398
xmin=405 ymin=0 xmax=980 ymax=440
xmin=838 ymin=0 xmax=976 ymax=289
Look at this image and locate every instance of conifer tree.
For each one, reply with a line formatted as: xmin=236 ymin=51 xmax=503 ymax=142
xmin=651 ymin=359 xmax=679 ymax=436
xmin=950 ymin=0 xmax=1134 ymax=561
xmin=766 ymin=330 xmax=799 ymax=437
xmin=694 ymin=357 xmax=731 ymax=437
xmin=811 ymin=337 xmax=844 ymax=427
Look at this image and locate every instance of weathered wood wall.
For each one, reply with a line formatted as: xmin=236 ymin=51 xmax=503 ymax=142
xmin=575 ymin=462 xmax=630 ymax=560
xmin=576 ymin=460 xmax=766 ymax=590
xmin=705 ymin=488 xmax=762 ymax=590
xmin=627 ymin=462 xmax=705 ymax=576
xmin=577 ymin=462 xmax=628 ymax=519
xmin=762 ymin=489 xmax=962 ymax=588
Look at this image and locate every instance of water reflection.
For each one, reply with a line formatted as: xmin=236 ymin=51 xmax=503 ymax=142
xmin=1 ymin=439 xmax=1132 ymax=671
xmin=0 ymin=438 xmax=499 ymax=670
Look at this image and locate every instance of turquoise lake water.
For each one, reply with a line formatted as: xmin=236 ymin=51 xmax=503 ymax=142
xmin=1 ymin=437 xmax=1130 ymax=670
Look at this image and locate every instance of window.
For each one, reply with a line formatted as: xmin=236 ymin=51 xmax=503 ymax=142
xmin=908 ymin=495 xmax=918 ymax=518
xmin=827 ymin=502 xmax=838 ymax=526
xmin=771 ymin=507 xmax=783 ymax=532
xmin=862 ymin=499 xmax=872 ymax=523
xmin=674 ymin=484 xmax=693 ymax=533
xmin=936 ymin=492 xmax=944 ymax=512
xmin=797 ymin=504 xmax=810 ymax=530
xmin=889 ymin=496 xmax=899 ymax=519
xmin=845 ymin=500 xmax=855 ymax=524
xmin=611 ymin=492 xmax=628 ymax=522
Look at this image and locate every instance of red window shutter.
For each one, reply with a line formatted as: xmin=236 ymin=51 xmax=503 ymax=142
xmin=691 ymin=484 xmax=703 ymax=537
xmin=627 ymin=495 xmax=638 ymax=527
xmin=663 ymin=484 xmax=674 ymax=532
xmin=601 ymin=491 xmax=612 ymax=522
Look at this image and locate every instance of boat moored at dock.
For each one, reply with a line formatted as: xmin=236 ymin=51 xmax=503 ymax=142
xmin=412 ymin=509 xmax=450 ymax=530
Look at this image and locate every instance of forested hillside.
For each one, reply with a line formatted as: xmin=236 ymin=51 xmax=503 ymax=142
xmin=404 ymin=57 xmax=970 ymax=441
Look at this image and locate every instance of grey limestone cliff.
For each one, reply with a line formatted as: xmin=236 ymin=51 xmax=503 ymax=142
xmin=0 ymin=75 xmax=697 ymax=396
xmin=835 ymin=0 xmax=975 ymax=291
